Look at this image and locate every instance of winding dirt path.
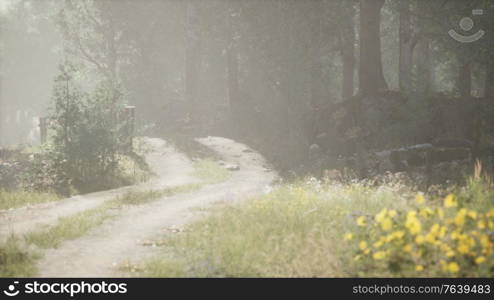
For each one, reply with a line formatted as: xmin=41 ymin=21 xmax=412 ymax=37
xmin=36 ymin=136 xmax=277 ymax=277
xmin=0 ymin=138 xmax=195 ymax=244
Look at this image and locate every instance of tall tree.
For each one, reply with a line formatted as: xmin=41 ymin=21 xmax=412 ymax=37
xmin=486 ymin=63 xmax=494 ymax=98
xmin=458 ymin=57 xmax=472 ymax=98
xmin=185 ymin=1 xmax=202 ymax=121
xmin=399 ymin=0 xmax=413 ymax=94
xmin=59 ymin=0 xmax=123 ymax=85
xmin=341 ymin=2 xmax=356 ymax=100
xmin=358 ymin=0 xmax=387 ymax=96
xmin=226 ymin=1 xmax=240 ymax=118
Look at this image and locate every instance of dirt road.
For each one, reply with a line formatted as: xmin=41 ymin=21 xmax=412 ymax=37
xmin=31 ymin=136 xmax=276 ymax=277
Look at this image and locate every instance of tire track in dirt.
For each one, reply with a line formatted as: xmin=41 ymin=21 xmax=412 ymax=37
xmin=0 ymin=138 xmax=195 ymax=244
xmin=36 ymin=136 xmax=277 ymax=277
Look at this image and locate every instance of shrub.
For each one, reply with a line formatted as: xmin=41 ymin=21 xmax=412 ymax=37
xmin=26 ymin=63 xmax=140 ymax=195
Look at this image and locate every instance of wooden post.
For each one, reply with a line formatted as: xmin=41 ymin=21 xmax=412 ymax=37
xmin=39 ymin=117 xmax=47 ymax=144
xmin=124 ymin=106 xmax=136 ymax=152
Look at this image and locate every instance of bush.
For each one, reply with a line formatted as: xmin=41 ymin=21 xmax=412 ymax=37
xmin=27 ymin=63 xmax=140 ymax=195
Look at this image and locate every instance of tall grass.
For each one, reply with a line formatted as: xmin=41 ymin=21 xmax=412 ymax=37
xmin=142 ymin=175 xmax=493 ymax=277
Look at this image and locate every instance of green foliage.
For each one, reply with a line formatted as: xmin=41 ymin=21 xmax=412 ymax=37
xmin=27 ymin=63 xmax=137 ymax=195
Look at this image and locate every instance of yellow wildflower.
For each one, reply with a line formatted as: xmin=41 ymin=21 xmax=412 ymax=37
xmin=375 ymin=209 xmax=387 ymax=223
xmin=357 ymin=216 xmax=367 ymax=227
xmin=415 ymin=193 xmax=425 ymax=205
xmin=454 ymin=209 xmax=467 ymax=227
xmin=380 ymin=217 xmax=393 ymax=231
xmin=415 ymin=235 xmax=425 ymax=244
xmin=392 ymin=230 xmax=405 ymax=239
xmin=438 ymin=226 xmax=447 ymax=238
xmin=444 ymin=194 xmax=457 ymax=208
xmin=420 ymin=207 xmax=433 ymax=218
xmin=405 ymin=212 xmax=422 ymax=235
xmin=446 ymin=262 xmax=460 ymax=273
xmin=475 ymin=256 xmax=486 ymax=264
xmin=373 ymin=251 xmax=386 ymax=260
xmin=478 ymin=220 xmax=486 ymax=229
xmin=437 ymin=208 xmax=445 ymax=219
xmin=415 ymin=265 xmax=424 ymax=272
xmin=425 ymin=233 xmax=436 ymax=244
xmin=457 ymin=243 xmax=470 ymax=254
xmin=488 ymin=221 xmax=494 ymax=229
xmin=344 ymin=233 xmax=353 ymax=241
xmin=467 ymin=210 xmax=478 ymax=219
xmin=403 ymin=244 xmax=413 ymax=253
xmin=359 ymin=241 xmax=368 ymax=251
xmin=373 ymin=240 xmax=384 ymax=249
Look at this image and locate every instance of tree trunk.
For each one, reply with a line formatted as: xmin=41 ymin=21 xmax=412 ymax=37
xmin=185 ymin=1 xmax=202 ymax=122
xmin=359 ymin=0 xmax=387 ymax=96
xmin=485 ymin=62 xmax=494 ymax=98
xmin=415 ymin=39 xmax=433 ymax=95
xmin=399 ymin=0 xmax=413 ymax=95
xmin=341 ymin=3 xmax=356 ymax=100
xmin=415 ymin=0 xmax=434 ymax=96
xmin=226 ymin=4 xmax=239 ymax=118
xmin=459 ymin=58 xmax=472 ymax=99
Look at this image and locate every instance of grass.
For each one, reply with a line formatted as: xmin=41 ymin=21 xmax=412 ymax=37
xmin=25 ymin=204 xmax=115 ymax=249
xmin=0 ymin=190 xmax=60 ymax=211
xmin=140 ymin=179 xmax=413 ymax=277
xmin=193 ymin=159 xmax=230 ymax=184
xmin=0 ymin=236 xmax=39 ymax=277
xmin=139 ymin=175 xmax=494 ymax=277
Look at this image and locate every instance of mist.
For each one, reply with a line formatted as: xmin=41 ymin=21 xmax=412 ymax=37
xmin=0 ymin=0 xmax=493 ymax=280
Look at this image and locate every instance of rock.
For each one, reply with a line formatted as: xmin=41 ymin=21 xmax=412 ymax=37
xmin=309 ymin=144 xmax=320 ymax=151
xmin=309 ymin=144 xmax=322 ymax=159
xmin=242 ymin=148 xmax=253 ymax=153
xmin=225 ymin=164 xmax=240 ymax=171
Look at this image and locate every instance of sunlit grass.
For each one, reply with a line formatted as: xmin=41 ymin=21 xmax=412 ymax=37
xmin=25 ymin=204 xmax=115 ymax=249
xmin=0 ymin=190 xmax=60 ymax=211
xmin=140 ymin=179 xmax=413 ymax=277
xmin=140 ymin=176 xmax=494 ymax=277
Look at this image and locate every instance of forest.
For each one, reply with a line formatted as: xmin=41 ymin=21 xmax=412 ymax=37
xmin=0 ymin=0 xmax=494 ymax=279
